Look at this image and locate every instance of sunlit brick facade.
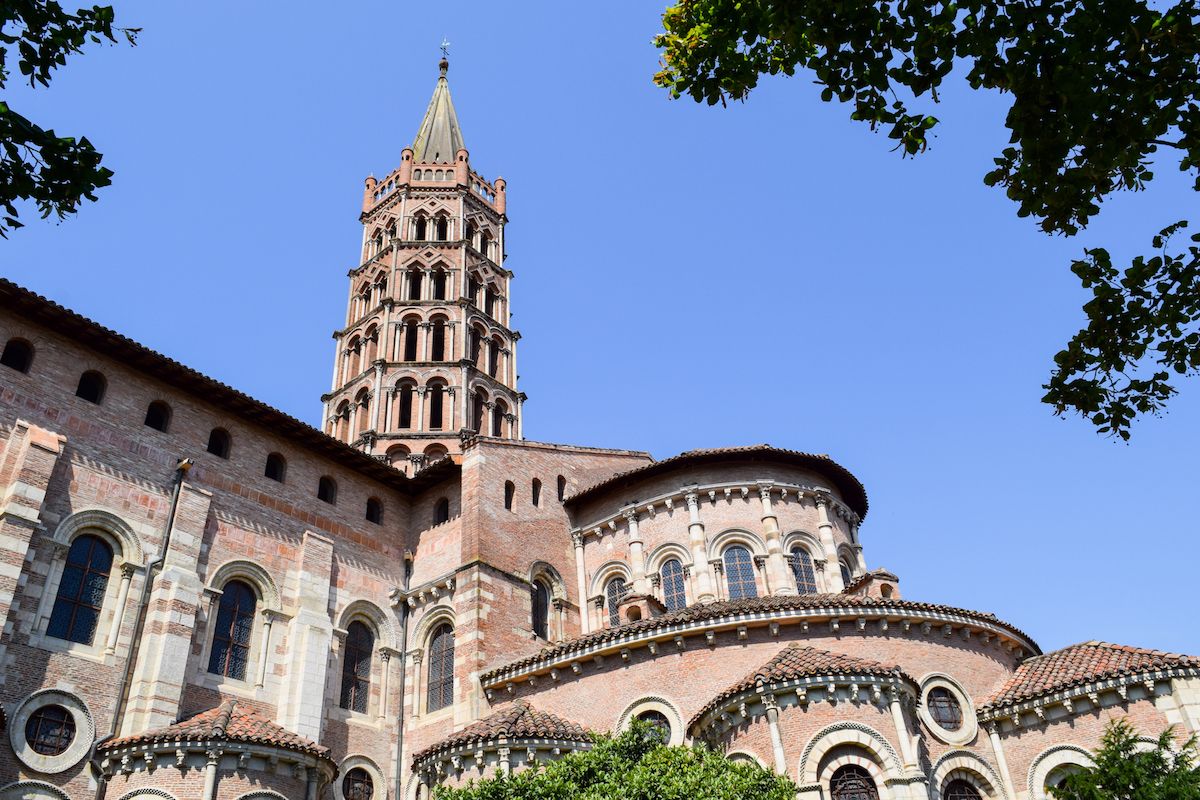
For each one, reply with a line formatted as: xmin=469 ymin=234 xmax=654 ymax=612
xmin=0 ymin=59 xmax=1197 ymax=800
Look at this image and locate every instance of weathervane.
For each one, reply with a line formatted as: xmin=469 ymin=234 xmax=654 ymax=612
xmin=440 ymin=38 xmax=451 ymax=58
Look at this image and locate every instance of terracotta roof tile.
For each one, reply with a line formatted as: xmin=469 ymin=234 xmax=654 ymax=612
xmin=100 ymin=700 xmax=330 ymax=759
xmin=564 ymin=444 xmax=869 ymax=520
xmin=481 ymin=594 xmax=1037 ymax=685
xmin=412 ymin=701 xmax=590 ymax=765
xmin=691 ymin=643 xmax=913 ymax=726
xmin=982 ymin=641 xmax=1200 ymax=712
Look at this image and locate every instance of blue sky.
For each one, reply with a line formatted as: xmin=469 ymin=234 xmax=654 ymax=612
xmin=3 ymin=2 xmax=1197 ymax=655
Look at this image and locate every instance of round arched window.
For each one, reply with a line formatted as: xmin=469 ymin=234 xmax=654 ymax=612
xmin=343 ymin=766 xmax=374 ymax=800
xmin=25 ymin=705 xmax=75 ymax=756
xmin=927 ymin=687 xmax=963 ymax=730
xmin=635 ymin=709 xmax=671 ymax=742
xmin=830 ymin=764 xmax=879 ymax=800
xmin=943 ymin=779 xmax=982 ymax=800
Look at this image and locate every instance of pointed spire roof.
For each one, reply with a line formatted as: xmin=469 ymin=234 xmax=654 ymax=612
xmin=411 ymin=57 xmax=464 ymax=164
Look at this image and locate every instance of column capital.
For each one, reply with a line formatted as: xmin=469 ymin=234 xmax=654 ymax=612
xmin=120 ymin=561 xmax=139 ymax=579
xmin=410 ymin=647 xmax=424 ymax=665
xmin=570 ymin=530 xmax=584 ymax=549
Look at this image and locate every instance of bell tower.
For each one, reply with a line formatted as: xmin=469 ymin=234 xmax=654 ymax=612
xmin=322 ymin=57 xmax=523 ymax=470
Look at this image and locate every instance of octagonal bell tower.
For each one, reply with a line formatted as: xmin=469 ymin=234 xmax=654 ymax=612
xmin=322 ymin=57 xmax=523 ymax=471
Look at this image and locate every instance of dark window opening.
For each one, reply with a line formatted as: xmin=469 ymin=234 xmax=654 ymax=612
xmin=0 ymin=338 xmax=33 ymax=373
xmin=661 ymin=558 xmax=687 ymax=612
xmin=531 ymin=478 xmax=542 ymax=507
xmin=47 ymin=533 xmax=113 ymax=645
xmin=471 ymin=391 xmax=485 ymax=432
xmin=207 ymin=580 xmax=256 ymax=680
xmin=556 ymin=475 xmax=567 ymax=502
xmin=407 ymin=271 xmax=422 ymax=301
xmin=426 ymin=623 xmax=455 ymax=712
xmin=414 ymin=217 xmax=427 ymax=240
xmin=25 ymin=705 xmax=75 ymax=756
xmin=339 ymin=621 xmax=374 ymax=713
xmin=264 ymin=452 xmax=286 ymax=482
xmin=432 ymin=271 xmax=447 ymax=300
xmin=927 ymin=687 xmax=963 ymax=730
xmin=318 ymin=476 xmax=337 ymax=505
xmin=532 ymin=581 xmax=550 ymax=639
xmin=436 ymin=217 xmax=448 ymax=241
xmin=830 ymin=765 xmax=879 ymax=800
xmin=206 ymin=428 xmax=231 ymax=459
xmin=503 ymin=481 xmax=515 ymax=510
xmin=431 ymin=322 xmax=446 ymax=361
xmin=485 ymin=287 xmax=496 ymax=318
xmin=433 ymin=497 xmax=450 ymax=525
xmin=605 ymin=578 xmax=628 ymax=626
xmin=487 ymin=340 xmax=500 ymax=377
xmin=343 ymin=767 xmax=375 ymax=800
xmin=429 ymin=384 xmax=444 ymax=430
xmin=943 ymin=780 xmax=981 ymax=800
xmin=789 ymin=546 xmax=818 ymax=594
xmin=398 ymin=384 xmax=414 ymax=429
xmin=75 ymin=370 xmax=106 ymax=404
xmin=144 ymin=401 xmax=171 ymax=432
xmin=365 ymin=497 xmax=383 ymax=524
xmin=723 ymin=545 xmax=758 ymax=600
xmin=469 ymin=328 xmax=482 ymax=363
xmin=403 ymin=322 xmax=418 ymax=361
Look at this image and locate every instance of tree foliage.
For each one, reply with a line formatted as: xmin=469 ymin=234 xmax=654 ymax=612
xmin=0 ymin=2 xmax=138 ymax=237
xmin=653 ymin=0 xmax=1200 ymax=438
xmin=433 ymin=722 xmax=798 ymax=800
xmin=1051 ymin=718 xmax=1200 ymax=800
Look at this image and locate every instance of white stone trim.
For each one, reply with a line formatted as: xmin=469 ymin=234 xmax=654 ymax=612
xmin=799 ymin=721 xmax=904 ymax=784
xmin=51 ymin=507 xmax=146 ymax=564
xmin=929 ymin=751 xmax=1006 ymax=799
xmin=727 ymin=750 xmax=769 ymax=768
xmin=336 ymin=755 xmax=386 ymax=800
xmin=8 ymin=688 xmax=95 ymax=774
xmin=709 ymin=528 xmax=768 ymax=559
xmin=589 ymin=561 xmax=632 ymax=598
xmin=207 ymin=559 xmax=281 ymax=610
xmin=115 ymin=790 xmax=179 ymax=800
xmin=646 ymin=542 xmax=693 ymax=574
xmin=337 ymin=598 xmax=398 ymax=650
xmin=1026 ymin=745 xmax=1093 ymax=800
xmin=0 ymin=780 xmax=72 ymax=800
xmin=918 ymin=673 xmax=979 ymax=746
xmin=616 ymin=696 xmax=686 ymax=746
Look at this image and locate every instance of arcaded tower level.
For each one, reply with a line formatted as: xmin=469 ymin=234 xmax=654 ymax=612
xmin=0 ymin=58 xmax=1197 ymax=800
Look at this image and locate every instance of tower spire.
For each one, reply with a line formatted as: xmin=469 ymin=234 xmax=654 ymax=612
xmin=412 ymin=54 xmax=464 ymax=165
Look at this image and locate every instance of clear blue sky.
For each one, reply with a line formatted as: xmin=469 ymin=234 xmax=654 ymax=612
xmin=3 ymin=2 xmax=1197 ymax=655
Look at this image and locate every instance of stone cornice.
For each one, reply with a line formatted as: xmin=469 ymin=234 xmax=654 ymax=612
xmin=412 ymin=736 xmax=591 ymax=776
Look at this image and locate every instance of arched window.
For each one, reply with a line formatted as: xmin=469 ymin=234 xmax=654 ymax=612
xmin=927 ymin=687 xmax=963 ymax=730
xmin=531 ymin=478 xmax=542 ymax=507
xmin=943 ymin=780 xmax=982 ymax=800
xmin=0 ymin=338 xmax=33 ymax=373
xmin=414 ymin=216 xmax=427 ymax=241
xmin=432 ymin=270 xmax=447 ymax=300
xmin=503 ymin=481 xmax=515 ymax=510
xmin=487 ymin=338 xmax=500 ymax=376
xmin=428 ymin=383 xmax=444 ymax=430
xmin=484 ymin=286 xmax=497 ymax=318
xmin=435 ymin=217 xmax=448 ymax=241
xmin=206 ymin=428 xmax=231 ymax=459
xmin=334 ymin=400 xmax=351 ymax=440
xmin=531 ymin=580 xmax=550 ymax=639
xmin=467 ymin=273 xmax=480 ymax=304
xmin=407 ymin=270 xmax=423 ymax=301
xmin=425 ymin=444 xmax=448 ymax=462
xmin=343 ymin=767 xmax=375 ymax=800
xmin=143 ymin=401 xmax=171 ymax=432
xmin=354 ymin=389 xmax=371 ymax=436
xmin=830 ymin=765 xmax=879 ymax=800
xmin=264 ymin=452 xmax=286 ymax=482
xmin=471 ymin=390 xmax=486 ymax=432
xmin=723 ymin=545 xmax=758 ymax=600
xmin=635 ymin=709 xmax=672 ymax=743
xmin=491 ymin=400 xmax=506 ymax=436
xmin=479 ymin=231 xmax=491 ymax=259
xmin=397 ymin=383 xmax=414 ymax=429
xmin=75 ymin=370 xmax=106 ymax=404
xmin=403 ymin=320 xmax=418 ymax=361
xmin=556 ymin=475 xmax=567 ymax=502
xmin=660 ymin=559 xmax=687 ymax=611
xmin=365 ymin=497 xmax=383 ymax=524
xmin=605 ymin=577 xmax=628 ymax=626
xmin=469 ymin=327 xmax=482 ymax=363
xmin=433 ymin=497 xmax=450 ymax=525
xmin=46 ymin=533 xmax=113 ymax=644
xmin=430 ymin=319 xmax=446 ymax=360
xmin=207 ymin=580 xmax=256 ymax=680
xmin=25 ymin=705 xmax=75 ymax=756
xmin=364 ymin=325 xmax=379 ymax=363
xmin=840 ymin=559 xmax=853 ymax=587
xmin=426 ymin=623 xmax=455 ymax=712
xmin=789 ymin=546 xmax=818 ymax=594
xmin=465 ymin=221 xmax=475 ymax=246
xmin=339 ymin=620 xmax=374 ymax=713
xmin=318 ymin=476 xmax=337 ymax=505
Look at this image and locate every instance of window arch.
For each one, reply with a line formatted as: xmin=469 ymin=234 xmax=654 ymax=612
xmin=789 ymin=546 xmax=818 ymax=594
xmin=318 ymin=476 xmax=337 ymax=505
xmin=531 ymin=478 xmax=541 ymax=507
xmin=206 ymin=428 xmax=231 ymax=459
xmin=531 ymin=580 xmax=550 ymax=640
xmin=365 ymin=497 xmax=383 ymax=525
xmin=407 ymin=270 xmax=423 ymax=301
xmin=830 ymin=765 xmax=879 ymax=800
xmin=432 ymin=270 xmax=447 ymax=301
xmin=435 ymin=216 xmax=449 ymax=241
xmin=396 ymin=381 xmax=415 ymax=429
xmin=503 ymin=481 xmax=515 ymax=510
xmin=424 ymin=443 xmax=448 ymax=462
xmin=402 ymin=319 xmax=419 ymax=361
xmin=840 ymin=560 xmax=853 ymax=587
xmin=207 ymin=580 xmax=256 ymax=680
xmin=46 ymin=533 xmax=113 ymax=645
xmin=264 ymin=452 xmax=286 ymax=482
xmin=75 ymin=371 xmax=106 ymax=404
xmin=723 ymin=545 xmax=758 ymax=599
xmin=334 ymin=400 xmax=351 ymax=440
xmin=660 ymin=558 xmax=687 ymax=611
xmin=605 ymin=577 xmax=628 ymax=626
xmin=340 ymin=621 xmax=374 ymax=713
xmin=354 ymin=388 xmax=371 ymax=436
xmin=471 ymin=389 xmax=486 ymax=432
xmin=927 ymin=687 xmax=963 ymax=730
xmin=143 ymin=401 xmax=171 ymax=432
xmin=430 ymin=318 xmax=446 ymax=360
xmin=386 ymin=444 xmax=410 ymax=468
xmin=426 ymin=623 xmax=454 ymax=712
xmin=413 ymin=215 xmax=427 ymax=241
xmin=432 ymin=497 xmax=450 ymax=526
xmin=1 ymin=338 xmax=33 ymax=373
xmin=343 ymin=768 xmax=374 ymax=800
xmin=428 ymin=382 xmax=445 ymax=430
xmin=491 ymin=399 xmax=507 ymax=436
xmin=556 ymin=475 xmax=567 ymax=502
xmin=943 ymin=780 xmax=982 ymax=800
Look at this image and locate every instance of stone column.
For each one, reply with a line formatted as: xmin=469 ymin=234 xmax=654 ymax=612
xmin=571 ymin=531 xmax=590 ymax=634
xmin=757 ymin=483 xmax=795 ymax=595
xmin=416 ymin=387 xmax=427 ymax=432
xmin=709 ymin=558 xmax=726 ymax=601
xmin=255 ymin=609 xmax=283 ymax=688
xmin=202 ymin=748 xmax=222 ymax=800
xmin=378 ymin=649 xmax=393 ymax=720
xmin=104 ymin=562 xmax=138 ymax=655
xmin=447 ymin=387 xmax=457 ymax=432
xmin=372 ymin=362 xmax=385 ymax=431
xmin=985 ymin=722 xmax=1017 ymax=799
xmin=685 ymin=492 xmax=716 ymax=602
xmin=763 ymin=695 xmax=788 ymax=774
xmin=421 ymin=323 xmax=432 ymax=361
xmin=410 ymin=648 xmax=424 ymax=718
xmin=624 ymin=509 xmax=649 ymax=595
xmin=814 ymin=493 xmax=845 ymax=592
xmin=888 ymin=686 xmax=918 ymax=767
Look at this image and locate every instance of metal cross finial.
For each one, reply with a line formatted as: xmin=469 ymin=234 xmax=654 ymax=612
xmin=440 ymin=38 xmax=451 ymax=58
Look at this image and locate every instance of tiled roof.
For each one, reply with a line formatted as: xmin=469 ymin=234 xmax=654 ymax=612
xmin=0 ymin=278 xmax=457 ymax=494
xmin=982 ymin=641 xmax=1200 ymax=712
xmin=563 ymin=444 xmax=869 ymax=520
xmin=412 ymin=701 xmax=591 ymax=765
xmin=100 ymin=700 xmax=330 ymax=759
xmin=691 ymin=643 xmax=913 ymax=726
xmin=481 ymin=594 xmax=1038 ymax=685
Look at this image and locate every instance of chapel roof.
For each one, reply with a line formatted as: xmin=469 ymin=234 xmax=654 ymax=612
xmin=0 ymin=278 xmax=457 ymax=494
xmin=480 ymin=593 xmax=1037 ymax=685
xmin=690 ymin=643 xmax=913 ymax=726
xmin=100 ymin=699 xmax=330 ymax=759
xmin=564 ymin=444 xmax=869 ymax=520
xmin=981 ymin=640 xmax=1200 ymax=712
xmin=412 ymin=58 xmax=465 ymax=164
xmin=411 ymin=701 xmax=591 ymax=766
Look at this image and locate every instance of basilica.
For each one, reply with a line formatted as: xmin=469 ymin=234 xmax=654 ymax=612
xmin=0 ymin=58 xmax=1197 ymax=800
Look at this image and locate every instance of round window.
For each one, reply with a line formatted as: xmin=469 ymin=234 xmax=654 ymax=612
xmin=927 ymin=687 xmax=963 ymax=731
xmin=343 ymin=766 xmax=374 ymax=800
xmin=25 ymin=705 xmax=75 ymax=755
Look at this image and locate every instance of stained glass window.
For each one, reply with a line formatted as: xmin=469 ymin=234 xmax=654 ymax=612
xmin=927 ymin=687 xmax=963 ymax=730
xmin=943 ymin=779 xmax=981 ymax=800
xmin=830 ymin=765 xmax=879 ymax=800
xmin=605 ymin=577 xmax=628 ymax=626
xmin=25 ymin=705 xmax=75 ymax=756
xmin=789 ymin=546 xmax=818 ymax=594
